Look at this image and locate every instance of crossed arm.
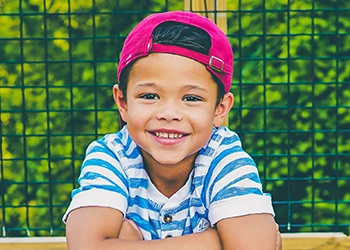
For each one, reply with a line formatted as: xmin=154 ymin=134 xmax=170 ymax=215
xmin=66 ymin=206 xmax=281 ymax=250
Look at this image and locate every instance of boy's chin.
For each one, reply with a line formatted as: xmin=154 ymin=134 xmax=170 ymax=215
xmin=142 ymin=150 xmax=197 ymax=167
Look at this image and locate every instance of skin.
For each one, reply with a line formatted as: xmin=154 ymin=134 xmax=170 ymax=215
xmin=116 ymin=53 xmax=233 ymax=197
xmin=66 ymin=53 xmax=281 ymax=249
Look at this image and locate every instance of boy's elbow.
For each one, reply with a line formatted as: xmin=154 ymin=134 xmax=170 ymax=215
xmin=217 ymin=214 xmax=277 ymax=250
xmin=65 ymin=207 xmax=123 ymax=250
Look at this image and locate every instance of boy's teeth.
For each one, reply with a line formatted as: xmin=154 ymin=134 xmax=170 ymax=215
xmin=155 ymin=132 xmax=183 ymax=138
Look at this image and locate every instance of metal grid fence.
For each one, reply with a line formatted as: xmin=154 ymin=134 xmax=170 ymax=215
xmin=0 ymin=0 xmax=349 ymax=237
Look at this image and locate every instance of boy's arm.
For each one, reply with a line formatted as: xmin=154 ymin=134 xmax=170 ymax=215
xmin=216 ymin=213 xmax=278 ymax=250
xmin=119 ymin=214 xmax=281 ymax=250
xmin=66 ymin=206 xmax=221 ymax=250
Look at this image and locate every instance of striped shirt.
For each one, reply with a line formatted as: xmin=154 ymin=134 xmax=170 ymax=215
xmin=63 ymin=126 xmax=274 ymax=240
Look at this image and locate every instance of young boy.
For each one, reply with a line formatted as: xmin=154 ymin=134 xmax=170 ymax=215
xmin=63 ymin=11 xmax=281 ymax=249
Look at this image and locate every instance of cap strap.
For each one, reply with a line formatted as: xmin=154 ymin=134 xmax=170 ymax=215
xmin=150 ymin=43 xmax=231 ymax=74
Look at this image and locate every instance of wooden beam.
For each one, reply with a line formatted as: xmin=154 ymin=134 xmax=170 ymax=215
xmin=184 ymin=0 xmax=227 ymax=32
xmin=282 ymin=232 xmax=350 ymax=250
xmin=0 ymin=237 xmax=66 ymax=250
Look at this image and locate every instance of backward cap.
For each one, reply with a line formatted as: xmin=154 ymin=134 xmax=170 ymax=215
xmin=117 ymin=11 xmax=234 ymax=93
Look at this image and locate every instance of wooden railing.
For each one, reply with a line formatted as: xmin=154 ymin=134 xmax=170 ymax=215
xmin=0 ymin=237 xmax=66 ymax=250
xmin=1 ymin=233 xmax=350 ymax=250
xmin=282 ymin=233 xmax=350 ymax=250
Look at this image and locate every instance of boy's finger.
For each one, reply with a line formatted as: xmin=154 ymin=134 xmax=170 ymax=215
xmin=124 ymin=219 xmax=143 ymax=239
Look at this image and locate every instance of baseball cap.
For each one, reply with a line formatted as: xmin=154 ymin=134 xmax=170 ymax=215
xmin=117 ymin=11 xmax=234 ymax=93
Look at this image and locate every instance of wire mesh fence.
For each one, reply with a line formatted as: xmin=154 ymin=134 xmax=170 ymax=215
xmin=0 ymin=0 xmax=349 ymax=237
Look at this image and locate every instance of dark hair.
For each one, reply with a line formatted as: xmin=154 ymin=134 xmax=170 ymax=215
xmin=119 ymin=21 xmax=225 ymax=106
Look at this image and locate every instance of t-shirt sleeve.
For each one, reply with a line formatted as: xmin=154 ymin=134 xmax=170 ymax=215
xmin=62 ymin=139 xmax=129 ymax=223
xmin=206 ymin=132 xmax=275 ymax=225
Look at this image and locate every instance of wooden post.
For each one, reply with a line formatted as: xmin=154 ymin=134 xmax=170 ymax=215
xmin=184 ymin=0 xmax=229 ymax=127
xmin=184 ymin=0 xmax=227 ymax=33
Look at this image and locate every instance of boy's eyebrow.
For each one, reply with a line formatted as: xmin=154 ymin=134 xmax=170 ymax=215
xmin=133 ymin=83 xmax=208 ymax=92
xmin=133 ymin=83 xmax=156 ymax=88
xmin=183 ymin=85 xmax=209 ymax=92
xmin=135 ymin=82 xmax=155 ymax=87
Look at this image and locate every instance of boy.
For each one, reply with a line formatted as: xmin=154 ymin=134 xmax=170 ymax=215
xmin=64 ymin=11 xmax=281 ymax=249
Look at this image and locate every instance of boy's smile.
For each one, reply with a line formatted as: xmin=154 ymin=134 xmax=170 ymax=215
xmin=114 ymin=53 xmax=233 ymax=187
xmin=149 ymin=128 xmax=188 ymax=144
xmin=153 ymin=130 xmax=185 ymax=139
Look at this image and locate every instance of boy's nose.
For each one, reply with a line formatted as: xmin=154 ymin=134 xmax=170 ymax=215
xmin=155 ymin=101 xmax=183 ymax=122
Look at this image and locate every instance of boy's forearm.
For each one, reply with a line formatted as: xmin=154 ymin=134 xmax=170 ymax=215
xmin=85 ymin=228 xmax=221 ymax=250
xmin=66 ymin=207 xmax=221 ymax=250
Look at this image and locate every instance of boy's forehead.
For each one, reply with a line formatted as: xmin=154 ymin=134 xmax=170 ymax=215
xmin=128 ymin=53 xmax=218 ymax=92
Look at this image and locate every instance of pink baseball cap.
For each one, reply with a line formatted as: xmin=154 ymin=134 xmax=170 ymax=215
xmin=117 ymin=11 xmax=234 ymax=93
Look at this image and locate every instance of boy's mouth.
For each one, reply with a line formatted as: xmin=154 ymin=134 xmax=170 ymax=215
xmin=154 ymin=131 xmax=184 ymax=139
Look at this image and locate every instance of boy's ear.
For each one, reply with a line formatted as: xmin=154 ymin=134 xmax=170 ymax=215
xmin=112 ymin=84 xmax=128 ymax=123
xmin=213 ymin=92 xmax=234 ymax=127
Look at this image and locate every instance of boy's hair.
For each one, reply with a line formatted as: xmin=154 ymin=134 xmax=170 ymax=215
xmin=119 ymin=21 xmax=225 ymax=105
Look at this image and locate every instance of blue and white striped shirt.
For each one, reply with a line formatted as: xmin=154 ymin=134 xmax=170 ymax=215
xmin=63 ymin=126 xmax=274 ymax=240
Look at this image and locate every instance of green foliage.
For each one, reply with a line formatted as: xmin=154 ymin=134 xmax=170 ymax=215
xmin=227 ymin=0 xmax=350 ymax=233
xmin=1 ymin=0 xmax=349 ymax=236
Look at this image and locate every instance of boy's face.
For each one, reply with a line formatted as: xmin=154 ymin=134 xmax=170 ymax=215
xmin=114 ymin=53 xmax=233 ymax=167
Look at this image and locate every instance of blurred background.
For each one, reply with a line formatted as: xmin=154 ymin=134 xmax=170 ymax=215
xmin=0 ymin=0 xmax=349 ymax=237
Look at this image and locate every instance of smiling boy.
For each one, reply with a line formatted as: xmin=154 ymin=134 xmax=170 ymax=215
xmin=64 ymin=11 xmax=281 ymax=249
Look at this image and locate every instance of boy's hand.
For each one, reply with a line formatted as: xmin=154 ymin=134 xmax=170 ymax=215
xmin=276 ymin=223 xmax=282 ymax=250
xmin=118 ymin=219 xmax=143 ymax=241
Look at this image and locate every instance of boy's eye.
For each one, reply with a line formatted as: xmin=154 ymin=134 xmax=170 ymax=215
xmin=139 ymin=93 xmax=159 ymax=100
xmin=183 ymin=95 xmax=202 ymax=102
